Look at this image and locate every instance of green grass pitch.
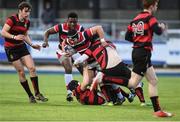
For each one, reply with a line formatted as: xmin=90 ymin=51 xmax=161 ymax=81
xmin=0 ymin=73 xmax=180 ymax=121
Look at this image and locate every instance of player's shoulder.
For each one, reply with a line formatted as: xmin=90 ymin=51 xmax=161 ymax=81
xmin=7 ymin=14 xmax=18 ymax=21
xmin=76 ymin=23 xmax=84 ymax=31
xmin=5 ymin=14 xmax=18 ymax=25
xmin=60 ymin=23 xmax=69 ymax=32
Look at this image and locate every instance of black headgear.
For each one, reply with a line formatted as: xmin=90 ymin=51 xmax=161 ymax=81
xmin=68 ymin=12 xmax=78 ymax=19
xmin=68 ymin=80 xmax=79 ymax=91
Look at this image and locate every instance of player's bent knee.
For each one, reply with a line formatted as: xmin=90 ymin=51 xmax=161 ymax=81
xmin=17 ymin=69 xmax=25 ymax=77
xmin=128 ymin=81 xmax=137 ymax=89
xmin=28 ymin=67 xmax=36 ymax=73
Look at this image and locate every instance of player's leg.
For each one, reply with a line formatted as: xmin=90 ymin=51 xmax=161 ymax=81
xmin=99 ymin=84 xmax=117 ymax=104
xmin=12 ymin=59 xmax=36 ymax=103
xmin=111 ymin=84 xmax=125 ymax=105
xmin=145 ymin=66 xmax=173 ymax=117
xmin=22 ymin=54 xmax=48 ymax=102
xmin=128 ymin=71 xmax=143 ymax=88
xmin=80 ymin=66 xmax=95 ymax=91
xmin=61 ymin=57 xmax=74 ymax=101
xmin=135 ymin=82 xmax=148 ymax=106
xmin=71 ymin=52 xmax=84 ymax=75
xmin=128 ymin=48 xmax=146 ymax=90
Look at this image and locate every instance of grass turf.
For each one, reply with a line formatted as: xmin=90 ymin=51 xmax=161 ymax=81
xmin=0 ymin=73 xmax=180 ymax=121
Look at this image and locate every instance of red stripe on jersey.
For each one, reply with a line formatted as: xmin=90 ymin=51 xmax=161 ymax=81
xmin=129 ymin=12 xmax=156 ymax=50
xmin=60 ymin=35 xmax=67 ymax=40
xmin=100 ymin=86 xmax=110 ymax=101
xmin=149 ymin=17 xmax=158 ymax=27
xmin=86 ymin=29 xmax=93 ymax=37
xmin=98 ymin=97 xmax=105 ymax=105
xmin=143 ymin=23 xmax=150 ymax=30
xmin=101 ymin=54 xmax=107 ymax=69
xmin=6 ymin=18 xmax=14 ymax=26
xmin=54 ymin=24 xmax=59 ymax=32
xmin=85 ymin=49 xmax=92 ymax=57
xmin=75 ymin=42 xmax=91 ymax=53
xmin=127 ymin=25 xmax=132 ymax=32
xmin=75 ymin=24 xmax=82 ymax=31
xmin=93 ymin=47 xmax=102 ymax=56
xmin=4 ymin=41 xmax=24 ymax=47
xmin=11 ymin=26 xmax=28 ymax=33
xmin=92 ymin=40 xmax=101 ymax=46
xmin=88 ymin=92 xmax=95 ymax=104
xmin=4 ymin=14 xmax=30 ymax=47
xmin=78 ymin=32 xmax=85 ymax=43
xmin=133 ymin=12 xmax=150 ymax=21
xmin=133 ymin=34 xmax=152 ymax=43
xmin=103 ymin=76 xmax=126 ymax=85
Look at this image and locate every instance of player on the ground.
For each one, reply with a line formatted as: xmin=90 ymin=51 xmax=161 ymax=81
xmin=68 ymin=80 xmax=133 ymax=105
xmin=68 ymin=80 xmax=106 ymax=105
xmin=1 ymin=1 xmax=48 ymax=103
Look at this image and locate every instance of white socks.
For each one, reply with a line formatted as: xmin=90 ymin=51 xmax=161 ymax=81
xmin=64 ymin=74 xmax=73 ymax=94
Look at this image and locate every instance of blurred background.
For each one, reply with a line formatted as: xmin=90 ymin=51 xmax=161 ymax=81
xmin=0 ymin=0 xmax=180 ymax=68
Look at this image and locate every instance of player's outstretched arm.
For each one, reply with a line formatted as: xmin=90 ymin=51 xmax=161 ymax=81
xmin=90 ymin=25 xmax=105 ymax=39
xmin=73 ymin=54 xmax=89 ymax=67
xmin=90 ymin=25 xmax=108 ymax=46
xmin=24 ymin=32 xmax=41 ymax=51
xmin=42 ymin=27 xmax=57 ymax=48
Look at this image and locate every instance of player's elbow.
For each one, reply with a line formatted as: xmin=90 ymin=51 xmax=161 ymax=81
xmin=44 ymin=30 xmax=50 ymax=38
xmin=44 ymin=30 xmax=49 ymax=35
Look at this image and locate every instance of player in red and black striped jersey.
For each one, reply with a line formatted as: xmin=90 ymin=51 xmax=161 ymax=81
xmin=68 ymin=26 xmax=132 ymax=82
xmin=1 ymin=2 xmax=48 ymax=103
xmin=67 ymin=79 xmax=131 ymax=105
xmin=125 ymin=0 xmax=173 ymax=117
xmin=68 ymin=80 xmax=106 ymax=105
xmin=66 ymin=26 xmax=148 ymax=104
xmin=61 ymin=27 xmax=103 ymax=95
xmin=42 ymin=12 xmax=84 ymax=102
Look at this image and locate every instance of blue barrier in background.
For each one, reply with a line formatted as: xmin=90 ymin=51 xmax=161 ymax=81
xmin=0 ymin=37 xmax=7 ymax=62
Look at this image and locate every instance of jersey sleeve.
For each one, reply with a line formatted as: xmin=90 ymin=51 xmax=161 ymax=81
xmin=149 ymin=16 xmax=162 ymax=35
xmin=149 ymin=16 xmax=158 ymax=27
xmin=84 ymin=48 xmax=92 ymax=57
xmin=125 ymin=24 xmax=133 ymax=42
xmin=83 ymin=29 xmax=93 ymax=40
xmin=54 ymin=24 xmax=60 ymax=32
xmin=5 ymin=17 xmax=14 ymax=27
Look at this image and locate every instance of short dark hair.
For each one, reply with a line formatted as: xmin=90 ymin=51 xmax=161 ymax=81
xmin=68 ymin=80 xmax=79 ymax=91
xmin=68 ymin=12 xmax=78 ymax=19
xmin=143 ymin=0 xmax=159 ymax=9
xmin=18 ymin=1 xmax=32 ymax=10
